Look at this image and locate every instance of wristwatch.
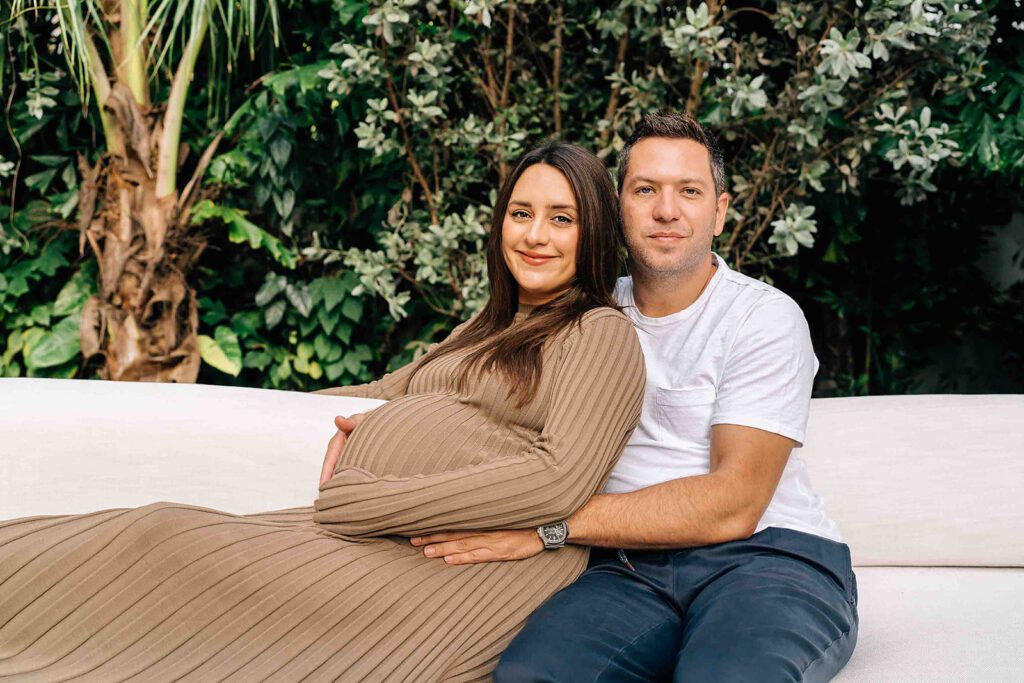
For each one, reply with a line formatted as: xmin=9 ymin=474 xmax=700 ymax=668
xmin=537 ymin=521 xmax=569 ymax=550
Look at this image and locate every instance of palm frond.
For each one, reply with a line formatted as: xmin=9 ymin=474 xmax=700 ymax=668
xmin=10 ymin=0 xmax=280 ymax=104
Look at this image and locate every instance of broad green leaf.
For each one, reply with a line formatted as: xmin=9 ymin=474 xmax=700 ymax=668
xmin=299 ymin=314 xmax=319 ymax=336
xmin=318 ymin=306 xmax=339 ymax=335
xmin=270 ymin=137 xmax=292 ymax=168
xmin=255 ymin=274 xmax=285 ymax=306
xmin=198 ymin=326 xmax=243 ymax=376
xmin=341 ymin=351 xmax=362 ymax=375
xmin=26 ymin=313 xmax=81 ymax=369
xmin=31 ymin=242 xmax=70 ymax=277
xmin=29 ymin=154 xmax=69 ymax=168
xmin=53 ymin=268 xmax=96 ymax=316
xmin=285 ymin=283 xmax=312 ymax=317
xmin=274 ymin=358 xmax=292 ymax=381
xmin=341 ymin=297 xmax=362 ymax=322
xmin=325 ymin=359 xmax=347 ymax=381
xmin=321 ymin=278 xmax=347 ymax=311
xmin=265 ymin=300 xmax=286 ymax=328
xmin=308 ymin=361 xmax=323 ymax=380
xmin=30 ymin=304 xmax=51 ymax=326
xmin=244 ymin=350 xmax=273 ymax=370
xmin=313 ymin=333 xmax=333 ymax=361
xmin=24 ymin=168 xmax=58 ymax=193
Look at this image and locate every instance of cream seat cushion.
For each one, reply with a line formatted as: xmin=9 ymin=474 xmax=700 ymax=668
xmin=0 ymin=378 xmax=383 ymax=518
xmin=836 ymin=567 xmax=1024 ymax=682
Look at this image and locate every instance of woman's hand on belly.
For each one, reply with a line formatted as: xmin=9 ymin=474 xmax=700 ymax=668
xmin=318 ymin=413 xmax=370 ymax=486
xmin=410 ymin=529 xmax=544 ymax=565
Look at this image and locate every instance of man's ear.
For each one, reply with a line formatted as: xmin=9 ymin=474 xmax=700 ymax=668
xmin=714 ymin=192 xmax=731 ymax=237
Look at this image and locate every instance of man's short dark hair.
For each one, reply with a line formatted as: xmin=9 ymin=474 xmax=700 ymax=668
xmin=616 ymin=111 xmax=727 ymax=196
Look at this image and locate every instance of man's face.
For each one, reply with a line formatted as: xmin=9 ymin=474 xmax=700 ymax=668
xmin=619 ymin=137 xmax=729 ymax=278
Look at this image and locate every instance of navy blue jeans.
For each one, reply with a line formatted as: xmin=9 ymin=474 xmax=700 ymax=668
xmin=495 ymin=527 xmax=858 ymax=682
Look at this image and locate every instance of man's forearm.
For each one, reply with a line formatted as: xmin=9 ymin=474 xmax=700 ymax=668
xmin=567 ymin=471 xmax=757 ymax=549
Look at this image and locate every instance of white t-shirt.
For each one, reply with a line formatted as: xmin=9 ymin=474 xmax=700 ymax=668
xmin=607 ymin=253 xmax=842 ymax=543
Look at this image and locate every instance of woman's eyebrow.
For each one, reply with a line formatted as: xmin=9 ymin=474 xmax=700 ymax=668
xmin=509 ymin=200 xmax=576 ymax=211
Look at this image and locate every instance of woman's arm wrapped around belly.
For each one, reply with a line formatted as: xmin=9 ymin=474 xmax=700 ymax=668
xmin=313 ymin=310 xmax=645 ymax=538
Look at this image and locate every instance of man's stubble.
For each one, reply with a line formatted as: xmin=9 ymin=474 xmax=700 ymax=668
xmin=622 ymin=208 xmax=718 ymax=285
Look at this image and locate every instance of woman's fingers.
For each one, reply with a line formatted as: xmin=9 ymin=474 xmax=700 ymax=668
xmin=410 ymin=531 xmax=476 ymax=546
xmin=334 ymin=412 xmax=369 ymax=434
xmin=415 ymin=529 xmax=545 ymax=564
xmin=319 ymin=430 xmax=347 ymax=486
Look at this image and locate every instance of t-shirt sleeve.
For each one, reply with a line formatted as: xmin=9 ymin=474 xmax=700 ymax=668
xmin=710 ymin=295 xmax=817 ymax=445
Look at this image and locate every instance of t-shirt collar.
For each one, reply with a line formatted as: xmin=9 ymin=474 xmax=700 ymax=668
xmin=626 ymin=252 xmax=727 ymax=324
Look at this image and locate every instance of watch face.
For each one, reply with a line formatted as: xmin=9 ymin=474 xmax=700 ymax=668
xmin=543 ymin=523 xmax=567 ymax=544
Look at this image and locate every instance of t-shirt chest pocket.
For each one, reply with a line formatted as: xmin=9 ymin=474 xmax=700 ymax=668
xmin=656 ymin=386 xmax=717 ymax=445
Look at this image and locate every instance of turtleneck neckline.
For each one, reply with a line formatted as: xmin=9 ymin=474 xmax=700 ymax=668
xmin=517 ymin=302 xmax=537 ymax=317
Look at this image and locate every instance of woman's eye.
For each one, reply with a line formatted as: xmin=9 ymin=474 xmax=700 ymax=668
xmin=552 ymin=215 xmax=574 ymax=224
xmin=511 ymin=210 xmax=530 ymax=219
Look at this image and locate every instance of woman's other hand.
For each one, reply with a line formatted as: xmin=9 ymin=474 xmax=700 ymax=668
xmin=410 ymin=529 xmax=544 ymax=565
xmin=318 ymin=414 xmax=368 ymax=487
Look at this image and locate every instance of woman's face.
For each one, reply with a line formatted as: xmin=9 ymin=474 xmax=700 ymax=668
xmin=501 ymin=163 xmax=580 ymax=306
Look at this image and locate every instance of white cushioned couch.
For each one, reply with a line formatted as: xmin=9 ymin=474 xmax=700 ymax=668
xmin=1 ymin=379 xmax=1022 ymax=680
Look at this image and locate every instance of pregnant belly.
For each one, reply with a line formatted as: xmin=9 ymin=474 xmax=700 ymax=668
xmin=339 ymin=393 xmax=525 ymax=478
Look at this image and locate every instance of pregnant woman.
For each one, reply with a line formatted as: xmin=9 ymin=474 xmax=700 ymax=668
xmin=0 ymin=142 xmax=645 ymax=681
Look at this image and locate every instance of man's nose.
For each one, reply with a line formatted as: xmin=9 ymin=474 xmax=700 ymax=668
xmin=652 ymin=194 xmax=681 ymax=222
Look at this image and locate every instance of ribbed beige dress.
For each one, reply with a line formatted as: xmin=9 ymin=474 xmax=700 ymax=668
xmin=0 ymin=307 xmax=644 ymax=682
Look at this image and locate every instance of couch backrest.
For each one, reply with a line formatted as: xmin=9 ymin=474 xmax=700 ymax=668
xmin=799 ymin=394 xmax=1024 ymax=568
xmin=0 ymin=378 xmax=384 ymax=519
xmin=3 ymin=380 xmax=1022 ymax=568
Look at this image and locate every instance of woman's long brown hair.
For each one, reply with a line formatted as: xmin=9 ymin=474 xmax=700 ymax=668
xmin=419 ymin=141 xmax=623 ymax=405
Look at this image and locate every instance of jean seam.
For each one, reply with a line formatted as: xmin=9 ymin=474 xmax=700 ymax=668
xmin=797 ymin=624 xmax=853 ymax=680
xmin=592 ymin=616 xmax=677 ymax=682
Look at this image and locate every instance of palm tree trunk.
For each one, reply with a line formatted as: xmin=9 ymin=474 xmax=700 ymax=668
xmin=76 ymin=4 xmax=206 ymax=382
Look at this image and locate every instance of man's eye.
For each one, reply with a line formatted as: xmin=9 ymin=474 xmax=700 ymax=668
xmin=683 ymin=188 xmax=700 ymax=196
xmin=636 ymin=186 xmax=654 ymax=195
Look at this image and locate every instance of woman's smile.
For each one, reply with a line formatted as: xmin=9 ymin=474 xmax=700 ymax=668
xmin=516 ymin=250 xmax=559 ymax=266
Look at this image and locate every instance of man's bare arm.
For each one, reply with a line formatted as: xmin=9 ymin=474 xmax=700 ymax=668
xmin=413 ymin=423 xmax=795 ymax=563
xmin=570 ymin=424 xmax=795 ymax=548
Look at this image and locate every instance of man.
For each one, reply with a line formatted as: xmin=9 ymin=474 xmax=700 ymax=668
xmin=324 ymin=112 xmax=858 ymax=681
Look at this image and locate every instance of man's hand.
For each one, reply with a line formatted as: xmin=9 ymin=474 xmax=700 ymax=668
xmin=411 ymin=529 xmax=544 ymax=565
xmin=318 ymin=413 xmax=368 ymax=487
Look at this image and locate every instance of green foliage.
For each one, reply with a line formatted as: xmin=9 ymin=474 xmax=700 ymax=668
xmin=190 ymin=199 xmax=299 ymax=268
xmin=3 ymin=0 xmax=1022 ymax=395
xmin=0 ymin=231 xmax=93 ymax=378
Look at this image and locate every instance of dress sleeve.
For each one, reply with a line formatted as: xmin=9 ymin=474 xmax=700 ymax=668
xmin=313 ymin=318 xmax=475 ymax=400
xmin=313 ymin=311 xmax=646 ymax=538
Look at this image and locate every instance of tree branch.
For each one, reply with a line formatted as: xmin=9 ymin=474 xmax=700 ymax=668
xmin=499 ymin=1 xmax=515 ymax=110
xmin=496 ymin=2 xmax=517 ymax=183
xmin=725 ymin=130 xmax=779 ymax=254
xmin=685 ymin=0 xmax=723 ymax=116
xmin=552 ymin=2 xmax=563 ymax=135
xmin=598 ymin=11 xmax=631 ymax=149
xmin=382 ymin=61 xmax=438 ymax=225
